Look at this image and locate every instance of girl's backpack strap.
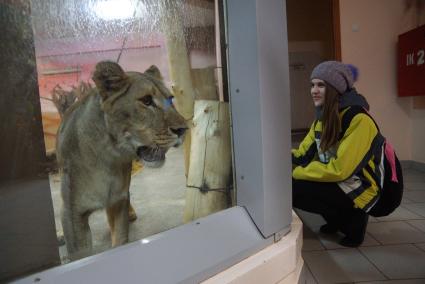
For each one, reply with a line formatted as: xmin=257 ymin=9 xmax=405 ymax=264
xmin=339 ymin=106 xmax=369 ymax=140
xmin=340 ymin=106 xmax=398 ymax=183
xmin=384 ymin=141 xmax=398 ymax=183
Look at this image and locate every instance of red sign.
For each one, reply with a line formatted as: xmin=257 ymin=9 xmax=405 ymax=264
xmin=398 ymin=24 xmax=425 ymax=97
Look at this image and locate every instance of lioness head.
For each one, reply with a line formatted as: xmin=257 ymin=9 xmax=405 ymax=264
xmin=92 ymin=61 xmax=187 ymax=168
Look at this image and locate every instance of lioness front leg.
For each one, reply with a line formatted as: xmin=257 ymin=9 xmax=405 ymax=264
xmin=62 ymin=208 xmax=92 ymax=259
xmin=107 ymin=199 xmax=129 ymax=247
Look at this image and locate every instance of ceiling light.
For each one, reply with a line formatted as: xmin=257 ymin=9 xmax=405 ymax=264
xmin=93 ymin=0 xmax=137 ymax=20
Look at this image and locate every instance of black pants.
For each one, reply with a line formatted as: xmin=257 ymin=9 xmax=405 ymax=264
xmin=292 ymin=179 xmax=368 ymax=239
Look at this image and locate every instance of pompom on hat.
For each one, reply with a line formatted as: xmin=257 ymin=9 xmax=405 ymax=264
xmin=310 ymin=61 xmax=358 ymax=94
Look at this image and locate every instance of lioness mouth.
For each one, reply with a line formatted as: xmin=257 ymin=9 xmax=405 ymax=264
xmin=136 ymin=146 xmax=166 ymax=163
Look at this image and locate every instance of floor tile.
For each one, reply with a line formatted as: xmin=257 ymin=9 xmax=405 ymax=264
xmin=407 ymin=220 xmax=425 ymax=233
xmin=376 ymin=206 xmax=422 ymax=222
xmin=359 ymin=244 xmax=425 ymax=279
xmin=303 ymin=264 xmax=318 ymax=284
xmin=403 ymin=203 xmax=425 ymax=218
xmin=404 ymin=190 xmax=425 ymax=202
xmin=303 ymin=225 xmax=350 ymax=250
xmin=302 ymin=225 xmax=325 ymax=251
xmin=358 ymin=279 xmax=425 ymax=283
xmin=303 ymin=249 xmax=385 ymax=283
xmin=295 ymin=209 xmax=326 ymax=230
xmin=316 ymin=231 xmax=380 ymax=250
xmin=301 ymin=221 xmax=381 ymax=249
xmin=404 ymin=182 xmax=425 ymax=191
xmin=403 ymin=172 xmax=425 ymax=183
xmin=360 ymin=233 xmax=382 ymax=247
xmin=369 ymin=216 xmax=381 ymax=223
xmin=415 ymin=243 xmax=425 ymax=252
xmin=367 ymin=221 xmax=425 ymax=244
xmin=315 ymin=231 xmax=346 ymax=250
xmin=401 ymin=197 xmax=414 ymax=204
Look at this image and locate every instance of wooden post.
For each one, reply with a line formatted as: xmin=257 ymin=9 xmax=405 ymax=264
xmin=160 ymin=1 xmax=196 ymax=176
xmin=159 ymin=2 xmax=232 ymax=221
xmin=183 ymin=100 xmax=232 ymax=222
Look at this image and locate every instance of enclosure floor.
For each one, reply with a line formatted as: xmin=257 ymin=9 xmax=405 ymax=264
xmin=50 ymin=147 xmax=187 ymax=263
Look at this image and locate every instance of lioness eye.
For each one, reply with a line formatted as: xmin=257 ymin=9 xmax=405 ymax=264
xmin=165 ymin=96 xmax=174 ymax=107
xmin=139 ymin=95 xmax=154 ymax=106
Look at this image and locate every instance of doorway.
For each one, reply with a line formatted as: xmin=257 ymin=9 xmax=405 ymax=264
xmin=286 ymin=0 xmax=340 ymax=144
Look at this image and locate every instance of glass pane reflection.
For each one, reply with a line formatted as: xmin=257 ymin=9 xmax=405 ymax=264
xmin=28 ymin=0 xmax=232 ymax=266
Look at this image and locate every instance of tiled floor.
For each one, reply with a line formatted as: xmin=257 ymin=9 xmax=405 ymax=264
xmin=297 ymin=167 xmax=425 ymax=284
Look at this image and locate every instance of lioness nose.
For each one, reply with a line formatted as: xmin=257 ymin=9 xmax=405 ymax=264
xmin=170 ymin=127 xmax=187 ymax=137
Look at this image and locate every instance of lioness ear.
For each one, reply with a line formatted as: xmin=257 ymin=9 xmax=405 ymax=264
xmin=92 ymin=61 xmax=129 ymax=99
xmin=144 ymin=65 xmax=163 ymax=81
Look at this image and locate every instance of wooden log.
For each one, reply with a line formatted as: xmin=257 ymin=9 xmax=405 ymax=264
xmin=183 ymin=100 xmax=232 ymax=222
xmin=160 ymin=1 xmax=195 ymax=120
xmin=161 ymin=2 xmax=196 ymax=176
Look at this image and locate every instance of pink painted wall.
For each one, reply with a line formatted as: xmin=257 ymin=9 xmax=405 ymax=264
xmin=339 ymin=0 xmax=425 ymax=162
xmin=34 ymin=31 xmax=216 ymax=151
xmin=35 ymin=34 xmax=168 ymax=112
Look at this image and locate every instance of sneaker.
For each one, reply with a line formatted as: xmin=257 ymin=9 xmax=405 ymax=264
xmin=320 ymin=223 xmax=338 ymax=234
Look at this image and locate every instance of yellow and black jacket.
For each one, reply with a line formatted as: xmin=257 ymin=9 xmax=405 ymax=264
xmin=292 ymin=102 xmax=385 ymax=212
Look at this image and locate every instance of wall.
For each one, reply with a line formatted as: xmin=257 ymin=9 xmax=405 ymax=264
xmin=411 ymin=3 xmax=425 ymax=163
xmin=412 ymin=98 xmax=425 ymax=163
xmin=339 ymin=0 xmax=425 ymax=162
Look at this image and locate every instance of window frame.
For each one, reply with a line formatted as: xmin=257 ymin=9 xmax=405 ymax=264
xmin=12 ymin=0 xmax=292 ymax=282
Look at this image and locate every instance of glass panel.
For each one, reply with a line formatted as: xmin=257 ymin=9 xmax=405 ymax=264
xmin=1 ymin=0 xmax=233 ymax=279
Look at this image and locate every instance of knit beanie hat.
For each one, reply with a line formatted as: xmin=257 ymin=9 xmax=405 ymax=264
xmin=310 ymin=61 xmax=354 ymax=94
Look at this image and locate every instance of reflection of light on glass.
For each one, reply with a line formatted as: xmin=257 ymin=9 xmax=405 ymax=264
xmin=94 ymin=0 xmax=138 ymax=20
xmin=141 ymin=239 xmax=150 ymax=244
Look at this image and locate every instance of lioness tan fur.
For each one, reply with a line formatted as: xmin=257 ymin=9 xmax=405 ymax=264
xmin=56 ymin=61 xmax=187 ymax=259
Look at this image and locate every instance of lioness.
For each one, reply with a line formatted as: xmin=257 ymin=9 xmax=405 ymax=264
xmin=56 ymin=61 xmax=187 ymax=258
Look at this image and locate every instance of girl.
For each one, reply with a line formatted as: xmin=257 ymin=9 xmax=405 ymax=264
xmin=292 ymin=61 xmax=384 ymax=247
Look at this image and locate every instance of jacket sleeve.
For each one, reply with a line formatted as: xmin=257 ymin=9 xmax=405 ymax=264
xmin=292 ymin=113 xmax=378 ymax=182
xmin=292 ymin=122 xmax=317 ymax=166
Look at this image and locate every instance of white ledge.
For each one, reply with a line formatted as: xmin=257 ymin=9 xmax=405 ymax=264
xmin=202 ymin=211 xmax=304 ymax=284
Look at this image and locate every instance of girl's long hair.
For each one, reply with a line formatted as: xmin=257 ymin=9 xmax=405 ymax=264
xmin=320 ymin=84 xmax=341 ymax=152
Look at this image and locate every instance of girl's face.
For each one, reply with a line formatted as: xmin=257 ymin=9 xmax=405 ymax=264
xmin=311 ymin=79 xmax=326 ymax=107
